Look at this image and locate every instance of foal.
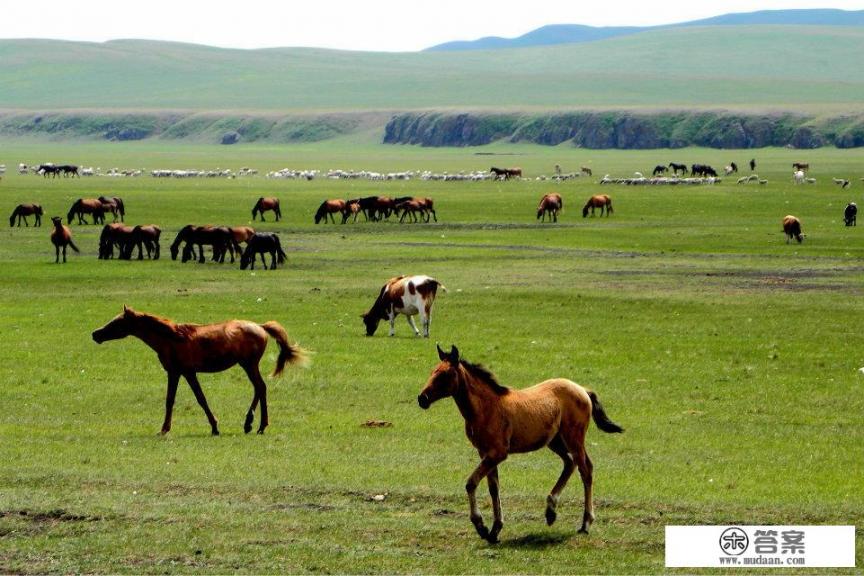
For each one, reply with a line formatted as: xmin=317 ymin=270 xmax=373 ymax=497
xmin=92 ymin=306 xmax=309 ymax=435
xmin=418 ymin=345 xmax=623 ymax=543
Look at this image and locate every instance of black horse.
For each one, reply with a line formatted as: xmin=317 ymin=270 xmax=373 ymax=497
xmin=668 ymin=162 xmax=688 ymax=176
xmin=38 ymin=164 xmax=61 ymax=178
xmin=844 ymin=203 xmax=858 ymax=227
xmin=58 ymin=165 xmax=80 ymax=177
xmin=240 ymin=233 xmax=287 ymax=270
xmin=652 ymin=165 xmax=668 ymax=176
xmin=749 ymin=158 xmax=757 ymax=172
xmin=170 ymin=225 xmax=233 ymax=263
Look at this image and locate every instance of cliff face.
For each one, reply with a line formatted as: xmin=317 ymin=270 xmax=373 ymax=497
xmin=383 ymin=111 xmax=863 ymax=149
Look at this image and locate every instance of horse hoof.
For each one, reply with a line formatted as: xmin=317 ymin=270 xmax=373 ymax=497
xmin=211 ymin=429 xmax=220 ymax=436
xmin=545 ymin=508 xmax=557 ymax=526
xmin=577 ymin=527 xmax=589 ymax=535
xmin=256 ymin=429 xmax=265 ymax=435
xmin=244 ymin=425 xmax=252 ymax=434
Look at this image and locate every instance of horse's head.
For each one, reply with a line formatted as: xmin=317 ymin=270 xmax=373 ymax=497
xmin=239 ymin=250 xmax=252 ymax=270
xmin=51 ymin=216 xmax=63 ymax=228
xmin=418 ymin=345 xmax=461 ymax=409
xmin=181 ymin=244 xmax=194 ymax=263
xmin=92 ymin=305 xmax=136 ymax=343
xmin=66 ymin=203 xmax=76 ymax=224
xmin=582 ymin=205 xmax=590 ymax=218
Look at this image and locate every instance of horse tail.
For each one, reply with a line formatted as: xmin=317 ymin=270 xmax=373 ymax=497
xmin=587 ymin=390 xmax=623 ymax=433
xmin=274 ymin=235 xmax=287 ymax=264
xmin=68 ymin=238 xmax=80 ymax=253
xmin=261 ymin=321 xmax=310 ymax=376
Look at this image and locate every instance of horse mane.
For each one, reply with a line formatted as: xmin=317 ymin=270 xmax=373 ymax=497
xmin=459 ymin=360 xmax=510 ymax=396
xmin=134 ymin=311 xmax=191 ymax=342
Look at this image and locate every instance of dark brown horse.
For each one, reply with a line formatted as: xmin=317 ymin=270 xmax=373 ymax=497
xmin=50 ymin=216 xmax=79 ymax=263
xmin=314 ymin=199 xmax=347 ymax=224
xmin=170 ymin=225 xmax=233 ymax=263
xmin=67 ymin=198 xmax=106 ymax=225
xmin=98 ymin=196 xmax=126 ymax=222
xmin=92 ymin=306 xmax=309 ymax=435
xmin=418 ymin=346 xmax=623 ymax=543
xmin=582 ymin=194 xmax=613 ymax=217
xmin=252 ymin=197 xmax=281 ymax=221
xmin=98 ymin=223 xmax=135 ymax=259
xmin=240 ymin=233 xmax=287 ymax=270
xmin=537 ymin=193 xmax=563 ymax=222
xmin=10 ymin=203 xmax=43 ymax=227
xmin=132 ymin=225 xmax=162 ymax=260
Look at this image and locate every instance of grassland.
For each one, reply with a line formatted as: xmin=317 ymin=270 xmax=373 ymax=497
xmin=0 ymin=142 xmax=862 ymax=573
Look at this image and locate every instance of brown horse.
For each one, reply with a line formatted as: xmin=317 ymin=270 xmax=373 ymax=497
xmin=92 ymin=306 xmax=309 ymax=435
xmin=229 ymin=226 xmax=256 ymax=254
xmin=418 ymin=345 xmax=623 ymax=543
xmin=98 ymin=196 xmax=126 ymax=222
xmin=131 ymin=225 xmax=162 ymax=260
xmin=582 ymin=194 xmax=613 ymax=217
xmin=10 ymin=203 xmax=43 ymax=227
xmin=314 ymin=199 xmax=347 ymax=224
xmin=537 ymin=193 xmax=563 ymax=222
xmin=490 ymin=166 xmax=523 ymax=180
xmin=50 ymin=216 xmax=80 ymax=263
xmin=252 ymin=197 xmax=282 ymax=221
xmin=783 ymin=215 xmax=804 ymax=243
xmin=170 ymin=225 xmax=233 ymax=263
xmin=98 ymin=223 xmax=135 ymax=259
xmin=67 ymin=198 xmax=106 ymax=225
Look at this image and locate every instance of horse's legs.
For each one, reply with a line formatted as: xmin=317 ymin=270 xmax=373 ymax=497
xmin=545 ymin=435 xmax=576 ymax=526
xmin=405 ymin=315 xmax=420 ymax=337
xmin=184 ymin=373 xmax=220 ymax=435
xmin=574 ymin=447 xmax=594 ymax=533
xmin=161 ymin=372 xmax=180 ymax=434
xmin=388 ymin=310 xmax=397 ymax=336
xmin=487 ymin=467 xmax=504 ymax=543
xmin=61 ymin=244 xmax=67 ymax=263
xmin=241 ymin=363 xmax=268 ymax=434
xmin=269 ymin=250 xmax=277 ymax=270
xmin=466 ymin=455 xmax=505 ymax=542
xmin=54 ymin=244 xmax=60 ymax=263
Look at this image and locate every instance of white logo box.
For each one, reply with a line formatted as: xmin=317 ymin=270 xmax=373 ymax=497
xmin=666 ymin=525 xmax=856 ymax=568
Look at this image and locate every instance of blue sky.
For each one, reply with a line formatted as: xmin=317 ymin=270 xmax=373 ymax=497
xmin=3 ymin=0 xmax=862 ymax=51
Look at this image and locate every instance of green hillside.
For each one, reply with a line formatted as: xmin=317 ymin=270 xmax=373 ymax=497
xmin=1 ymin=26 xmax=864 ymax=111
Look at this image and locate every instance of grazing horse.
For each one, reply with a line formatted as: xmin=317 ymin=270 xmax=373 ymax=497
xmin=362 ymin=275 xmax=446 ymax=337
xmin=668 ymin=162 xmax=688 ymax=176
xmin=67 ymin=198 xmax=106 ymax=225
xmin=749 ymin=158 xmax=757 ymax=171
xmin=92 ymin=306 xmax=309 ymax=435
xmin=228 ymin=226 xmax=256 ymax=255
xmin=395 ymin=199 xmax=426 ymax=223
xmin=58 ymin=164 xmax=80 ymax=178
xmin=10 ymin=203 xmax=43 ymax=227
xmin=314 ymin=199 xmax=347 ymax=224
xmin=490 ymin=167 xmax=522 ymax=180
xmin=418 ymin=345 xmax=623 ymax=543
xmin=170 ymin=225 xmax=233 ymax=263
xmin=131 ymin=225 xmax=162 ymax=259
xmin=537 ymin=193 xmax=563 ymax=223
xmin=793 ymin=162 xmax=809 ymax=172
xmin=98 ymin=196 xmax=125 ymax=222
xmin=38 ymin=164 xmax=60 ymax=178
xmin=844 ymin=203 xmax=858 ymax=227
xmin=50 ymin=216 xmax=79 ymax=263
xmin=98 ymin=223 xmax=135 ymax=259
xmin=783 ymin=215 xmax=804 ymax=243
xmin=252 ymin=197 xmax=281 ymax=221
xmin=582 ymin=194 xmax=613 ymax=217
xmin=580 ymin=166 xmax=592 ymax=177
xmin=652 ymin=165 xmax=668 ymax=176
xmin=240 ymin=233 xmax=287 ymax=270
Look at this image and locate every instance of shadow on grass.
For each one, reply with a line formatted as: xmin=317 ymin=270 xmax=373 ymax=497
xmin=497 ymin=531 xmax=572 ymax=549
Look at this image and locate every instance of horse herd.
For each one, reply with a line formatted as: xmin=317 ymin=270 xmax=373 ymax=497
xmin=314 ymin=196 xmax=437 ymax=224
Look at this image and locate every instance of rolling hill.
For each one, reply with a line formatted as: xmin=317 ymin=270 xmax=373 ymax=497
xmin=425 ymin=8 xmax=864 ymax=51
xmin=1 ymin=24 xmax=864 ymax=147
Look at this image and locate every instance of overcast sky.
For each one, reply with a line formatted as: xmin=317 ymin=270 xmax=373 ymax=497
xmin=3 ymin=1 xmax=861 ymax=51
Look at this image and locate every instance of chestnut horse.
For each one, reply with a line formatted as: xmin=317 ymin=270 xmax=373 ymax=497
xmin=98 ymin=196 xmax=126 ymax=222
xmin=10 ymin=203 xmax=43 ymax=227
xmin=418 ymin=345 xmax=623 ymax=543
xmin=92 ymin=306 xmax=309 ymax=435
xmin=537 ymin=193 xmax=563 ymax=222
xmin=314 ymin=199 xmax=347 ymax=224
xmin=50 ymin=216 xmax=79 ymax=263
xmin=252 ymin=197 xmax=282 ymax=221
xmin=67 ymin=198 xmax=106 ymax=225
xmin=490 ymin=166 xmax=522 ymax=180
xmin=582 ymin=194 xmax=613 ymax=217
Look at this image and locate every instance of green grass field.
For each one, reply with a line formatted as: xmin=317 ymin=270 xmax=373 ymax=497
xmin=0 ymin=142 xmax=862 ymax=573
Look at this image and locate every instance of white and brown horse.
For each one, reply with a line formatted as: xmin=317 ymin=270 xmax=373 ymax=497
xmin=362 ymin=275 xmax=446 ymax=337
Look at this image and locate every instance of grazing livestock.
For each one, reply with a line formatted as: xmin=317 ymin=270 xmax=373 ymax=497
xmin=98 ymin=223 xmax=135 ymax=260
xmin=67 ymin=198 xmax=106 ymax=225
xmin=38 ymin=164 xmax=60 ymax=178
xmin=691 ymin=164 xmax=718 ymax=178
xmin=417 ymin=345 xmax=623 ymax=543
xmin=314 ymin=199 xmax=348 ymax=224
xmin=537 ymin=193 xmax=563 ymax=223
xmin=750 ymin=158 xmax=757 ymax=171
xmin=9 ymin=203 xmax=43 ymax=227
xmin=783 ymin=215 xmax=804 ymax=243
xmin=490 ymin=167 xmax=522 ymax=180
xmin=228 ymin=226 xmax=256 ymax=255
xmin=131 ymin=225 xmax=162 ymax=259
xmin=240 ymin=233 xmax=287 ymax=270
xmin=394 ymin=196 xmax=437 ymax=223
xmin=793 ymin=170 xmax=805 ymax=185
xmin=98 ymin=196 xmax=126 ymax=222
xmin=170 ymin=225 xmax=233 ymax=263
xmin=582 ymin=194 xmax=613 ymax=217
xmin=844 ymin=203 xmax=857 ymax=227
xmin=580 ymin=166 xmax=592 ymax=177
xmin=251 ymin=197 xmax=281 ymax=221
xmin=668 ymin=162 xmax=688 ymax=176
xmin=50 ymin=216 xmax=79 ymax=263
xmin=92 ymin=306 xmax=309 ymax=436
xmin=793 ymin=162 xmax=809 ymax=172
xmin=362 ymin=275 xmax=446 ymax=337
xmin=652 ymin=165 xmax=668 ymax=176
xmin=833 ymin=178 xmax=851 ymax=189
xmin=58 ymin=164 xmax=79 ymax=177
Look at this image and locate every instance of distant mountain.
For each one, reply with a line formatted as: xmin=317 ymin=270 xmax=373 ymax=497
xmin=425 ymin=8 xmax=864 ymax=51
